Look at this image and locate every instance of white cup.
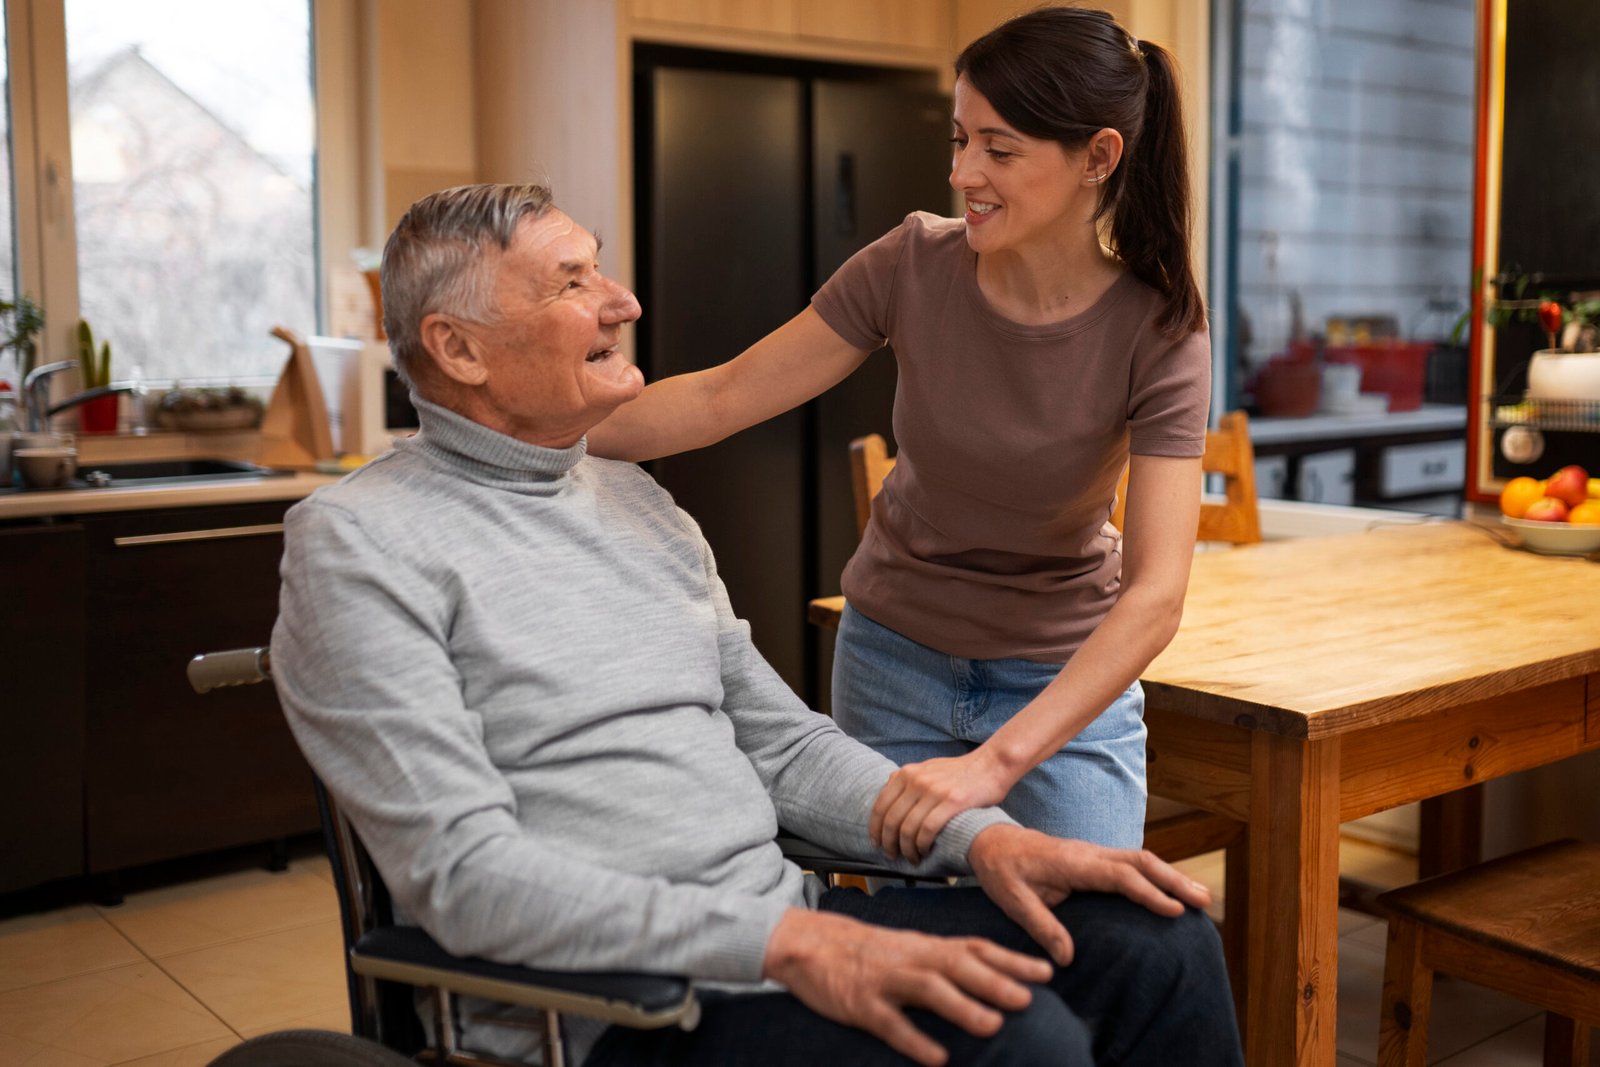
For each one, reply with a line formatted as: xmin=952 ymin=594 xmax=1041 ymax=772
xmin=14 ymin=446 xmax=78 ymax=489
xmin=1318 ymin=363 xmax=1364 ymax=412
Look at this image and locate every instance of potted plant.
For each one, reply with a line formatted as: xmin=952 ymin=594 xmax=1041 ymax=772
xmin=76 ymin=319 xmax=118 ymax=433
xmin=0 ymin=294 xmax=44 ymax=383
xmin=1500 ymin=287 xmax=1600 ymax=403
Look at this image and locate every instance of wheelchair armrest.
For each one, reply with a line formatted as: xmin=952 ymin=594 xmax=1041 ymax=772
xmin=776 ymin=833 xmax=947 ymax=883
xmin=350 ymin=926 xmax=698 ymax=1030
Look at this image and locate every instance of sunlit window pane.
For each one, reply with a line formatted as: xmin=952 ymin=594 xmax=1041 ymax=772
xmin=66 ymin=0 xmax=316 ymax=385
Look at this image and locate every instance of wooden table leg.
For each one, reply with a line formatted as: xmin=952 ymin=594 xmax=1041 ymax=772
xmin=1418 ymin=784 xmax=1484 ymax=879
xmin=1246 ymin=732 xmax=1342 ymax=1067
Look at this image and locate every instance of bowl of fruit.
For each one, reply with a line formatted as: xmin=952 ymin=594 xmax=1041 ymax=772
xmin=1499 ymin=465 xmax=1600 ymax=555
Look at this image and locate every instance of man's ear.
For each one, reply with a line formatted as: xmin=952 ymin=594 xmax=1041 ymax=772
xmin=1084 ymin=128 xmax=1125 ymax=183
xmin=419 ymin=313 xmax=489 ymax=387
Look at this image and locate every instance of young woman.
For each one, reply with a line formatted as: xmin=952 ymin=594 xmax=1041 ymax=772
xmin=588 ymin=6 xmax=1210 ymax=864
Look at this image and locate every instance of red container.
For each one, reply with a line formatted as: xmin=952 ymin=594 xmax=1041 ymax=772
xmin=1325 ymin=342 xmax=1433 ymax=412
xmin=1255 ymin=356 xmax=1321 ymax=417
xmin=77 ymin=393 xmax=120 ymax=433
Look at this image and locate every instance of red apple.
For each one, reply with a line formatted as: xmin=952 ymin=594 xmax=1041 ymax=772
xmin=1524 ymin=496 xmax=1571 ymax=522
xmin=1544 ymin=465 xmax=1590 ymax=508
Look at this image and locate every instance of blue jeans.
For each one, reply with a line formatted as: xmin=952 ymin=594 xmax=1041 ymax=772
xmin=586 ymin=887 xmax=1244 ymax=1066
xmin=832 ymin=605 xmax=1148 ymax=848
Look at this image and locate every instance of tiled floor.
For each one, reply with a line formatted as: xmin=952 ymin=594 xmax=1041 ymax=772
xmin=0 ymin=838 xmax=1591 ymax=1065
xmin=0 ymin=848 xmax=346 ymax=1066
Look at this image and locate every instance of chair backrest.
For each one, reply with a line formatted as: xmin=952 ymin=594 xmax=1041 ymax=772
xmin=848 ymin=410 xmax=1262 ymax=547
xmin=314 ymin=778 xmax=429 ymax=1055
xmin=1111 ymin=410 xmax=1262 ymax=545
xmin=849 ymin=433 xmax=895 ymax=537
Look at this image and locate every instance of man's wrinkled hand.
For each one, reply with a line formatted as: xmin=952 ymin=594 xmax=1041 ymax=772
xmin=870 ymin=748 xmax=1015 ymax=865
xmin=967 ymin=824 xmax=1212 ymax=965
xmin=761 ymin=908 xmax=1052 ymax=1067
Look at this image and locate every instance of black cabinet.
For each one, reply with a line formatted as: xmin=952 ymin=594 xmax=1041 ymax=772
xmin=638 ymin=55 xmax=950 ymax=704
xmin=80 ymin=501 xmax=317 ymax=876
xmin=0 ymin=522 xmax=86 ymax=893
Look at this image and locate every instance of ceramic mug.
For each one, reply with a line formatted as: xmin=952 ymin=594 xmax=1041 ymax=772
xmin=14 ymin=446 xmax=78 ymax=489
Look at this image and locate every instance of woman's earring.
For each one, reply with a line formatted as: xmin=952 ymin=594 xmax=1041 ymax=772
xmin=1087 ymin=173 xmax=1106 ymax=184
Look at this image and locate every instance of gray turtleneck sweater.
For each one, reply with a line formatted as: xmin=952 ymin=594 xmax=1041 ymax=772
xmin=272 ymin=397 xmax=1011 ymax=1060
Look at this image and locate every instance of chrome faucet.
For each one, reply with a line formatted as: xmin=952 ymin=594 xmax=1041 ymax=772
xmin=21 ymin=360 xmax=136 ymax=431
xmin=22 ymin=361 xmax=77 ymax=432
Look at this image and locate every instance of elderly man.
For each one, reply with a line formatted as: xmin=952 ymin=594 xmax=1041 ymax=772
xmin=273 ymin=184 xmax=1243 ymax=1067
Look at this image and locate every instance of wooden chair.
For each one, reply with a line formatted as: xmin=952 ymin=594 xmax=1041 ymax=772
xmin=1377 ymin=838 xmax=1600 ymax=1066
xmin=805 ymin=413 xmax=1262 ymax=1027
xmin=1110 ymin=409 xmax=1262 ymax=544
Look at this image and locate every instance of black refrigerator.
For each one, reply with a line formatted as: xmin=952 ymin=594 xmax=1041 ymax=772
xmin=635 ymin=53 xmax=951 ymax=705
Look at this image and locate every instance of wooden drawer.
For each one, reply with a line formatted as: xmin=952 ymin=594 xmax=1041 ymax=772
xmin=1381 ymin=439 xmax=1465 ymax=498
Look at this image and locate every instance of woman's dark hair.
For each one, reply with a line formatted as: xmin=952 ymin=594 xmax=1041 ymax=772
xmin=955 ymin=6 xmax=1205 ymax=336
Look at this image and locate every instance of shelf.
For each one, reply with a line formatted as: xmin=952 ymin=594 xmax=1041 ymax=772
xmin=1487 ymin=395 xmax=1600 ymax=434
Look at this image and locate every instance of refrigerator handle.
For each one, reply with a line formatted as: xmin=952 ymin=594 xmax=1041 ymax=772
xmin=835 ymin=153 xmax=856 ymax=236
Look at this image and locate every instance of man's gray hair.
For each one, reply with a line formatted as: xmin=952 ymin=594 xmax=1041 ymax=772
xmin=380 ymin=183 xmax=555 ymax=385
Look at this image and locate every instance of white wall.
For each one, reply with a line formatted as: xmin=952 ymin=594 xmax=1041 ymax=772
xmin=1233 ymin=0 xmax=1476 ymax=366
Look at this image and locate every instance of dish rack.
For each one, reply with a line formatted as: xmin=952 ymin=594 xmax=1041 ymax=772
xmin=1487 ymin=395 xmax=1600 ymax=434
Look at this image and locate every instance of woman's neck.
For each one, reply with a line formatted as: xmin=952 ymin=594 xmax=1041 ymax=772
xmin=975 ymin=231 xmax=1124 ymax=326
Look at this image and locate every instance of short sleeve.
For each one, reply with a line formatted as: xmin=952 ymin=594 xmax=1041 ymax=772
xmin=1127 ymin=328 xmax=1212 ymax=457
xmin=810 ymin=214 xmax=921 ymax=352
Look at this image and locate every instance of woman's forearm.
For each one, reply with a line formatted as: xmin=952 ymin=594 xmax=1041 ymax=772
xmin=587 ymin=369 xmax=726 ymax=461
xmin=983 ymin=582 xmax=1185 ymax=785
xmin=589 ymin=307 xmax=872 ymax=462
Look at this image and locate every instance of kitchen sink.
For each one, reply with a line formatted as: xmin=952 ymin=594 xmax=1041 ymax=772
xmin=1 ymin=457 xmax=289 ymax=494
xmin=77 ymin=459 xmax=284 ymax=484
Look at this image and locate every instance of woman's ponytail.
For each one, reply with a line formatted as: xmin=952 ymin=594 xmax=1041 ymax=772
xmin=1111 ymin=40 xmax=1206 ymax=337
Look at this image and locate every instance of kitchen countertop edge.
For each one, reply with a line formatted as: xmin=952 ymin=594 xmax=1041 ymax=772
xmin=0 ymin=472 xmax=341 ymax=520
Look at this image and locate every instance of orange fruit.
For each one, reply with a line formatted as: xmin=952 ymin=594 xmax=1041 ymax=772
xmin=1499 ymin=476 xmax=1545 ymax=518
xmin=1569 ymin=501 xmax=1600 ymax=526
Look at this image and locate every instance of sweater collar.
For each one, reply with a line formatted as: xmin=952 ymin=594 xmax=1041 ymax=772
xmin=400 ymin=394 xmax=587 ymax=487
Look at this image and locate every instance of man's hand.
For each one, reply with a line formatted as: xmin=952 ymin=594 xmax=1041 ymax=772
xmin=967 ymin=824 xmax=1212 ymax=965
xmin=870 ymin=748 xmax=1016 ymax=865
xmin=762 ymin=908 xmax=1052 ymax=1067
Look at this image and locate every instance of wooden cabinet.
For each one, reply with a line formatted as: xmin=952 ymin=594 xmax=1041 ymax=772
xmin=628 ymin=0 xmax=796 ymax=36
xmin=80 ymin=500 xmax=317 ymax=879
xmin=798 ymin=0 xmax=950 ymax=52
xmin=626 ymin=0 xmax=952 ymax=56
xmin=0 ymin=522 xmax=86 ymax=893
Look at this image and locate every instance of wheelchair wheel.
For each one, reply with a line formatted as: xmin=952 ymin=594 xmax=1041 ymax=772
xmin=208 ymin=1029 xmax=415 ymax=1067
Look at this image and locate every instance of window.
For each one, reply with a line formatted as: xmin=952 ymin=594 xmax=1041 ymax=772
xmin=1210 ymin=0 xmax=1478 ymax=512
xmin=3 ymin=0 xmax=318 ymax=391
xmin=1218 ymin=0 xmax=1476 ymax=389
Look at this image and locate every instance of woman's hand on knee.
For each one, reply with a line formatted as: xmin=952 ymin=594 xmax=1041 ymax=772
xmin=871 ymin=748 xmax=1016 ymax=863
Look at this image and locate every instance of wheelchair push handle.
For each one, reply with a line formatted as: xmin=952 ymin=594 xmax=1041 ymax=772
xmin=188 ymin=646 xmax=273 ymax=693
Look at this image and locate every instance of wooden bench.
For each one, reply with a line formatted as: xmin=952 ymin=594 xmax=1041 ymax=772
xmin=1378 ymin=838 xmax=1600 ymax=1066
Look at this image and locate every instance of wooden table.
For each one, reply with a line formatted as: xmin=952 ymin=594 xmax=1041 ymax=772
xmin=1141 ymin=521 xmax=1600 ymax=1066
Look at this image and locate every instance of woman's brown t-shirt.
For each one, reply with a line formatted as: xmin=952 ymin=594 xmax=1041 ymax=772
xmin=812 ymin=212 xmax=1211 ymax=662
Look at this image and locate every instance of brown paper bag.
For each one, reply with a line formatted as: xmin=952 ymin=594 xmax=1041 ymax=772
xmin=257 ymin=326 xmax=335 ymax=470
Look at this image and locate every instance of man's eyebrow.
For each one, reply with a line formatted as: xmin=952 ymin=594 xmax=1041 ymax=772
xmin=556 ymin=237 xmax=603 ymax=276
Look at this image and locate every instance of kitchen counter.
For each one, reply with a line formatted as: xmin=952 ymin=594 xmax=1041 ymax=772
xmin=1 ymin=428 xmax=349 ymax=520
xmin=1249 ymin=403 xmax=1467 ymax=445
xmin=0 ymin=471 xmax=339 ymax=520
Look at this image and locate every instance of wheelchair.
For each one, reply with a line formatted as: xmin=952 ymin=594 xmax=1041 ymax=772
xmin=189 ymin=647 xmax=922 ymax=1067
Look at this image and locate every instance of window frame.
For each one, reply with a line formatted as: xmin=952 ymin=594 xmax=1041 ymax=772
xmin=4 ymin=0 xmax=359 ymax=392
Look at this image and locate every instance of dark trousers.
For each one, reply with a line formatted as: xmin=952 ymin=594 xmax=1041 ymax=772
xmin=587 ymin=886 xmax=1244 ymax=1066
